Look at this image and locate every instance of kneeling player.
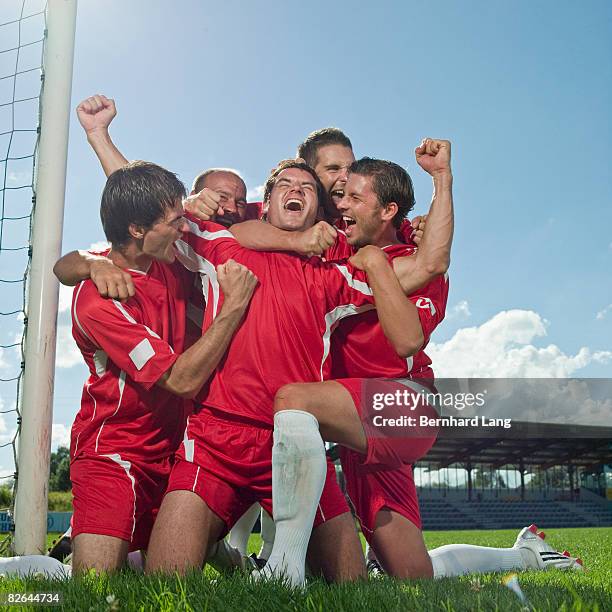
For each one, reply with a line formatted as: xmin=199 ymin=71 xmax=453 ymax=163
xmin=62 ymin=162 xmax=257 ymax=573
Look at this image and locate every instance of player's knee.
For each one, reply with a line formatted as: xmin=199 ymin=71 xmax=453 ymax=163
xmin=273 ymin=383 xmax=311 ymax=413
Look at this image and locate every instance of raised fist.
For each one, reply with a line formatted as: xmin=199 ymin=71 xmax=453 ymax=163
xmin=415 ymin=138 xmax=451 ymax=177
xmin=183 ymin=188 xmax=223 ymax=222
xmin=217 ymin=259 xmax=259 ymax=314
xmin=76 ymin=94 xmax=117 ymax=135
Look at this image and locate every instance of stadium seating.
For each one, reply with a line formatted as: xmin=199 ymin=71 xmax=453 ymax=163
xmin=419 ymin=495 xmax=612 ymax=530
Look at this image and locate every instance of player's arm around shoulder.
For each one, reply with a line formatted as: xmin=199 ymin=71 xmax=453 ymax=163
xmin=54 ymin=250 xmax=135 ymax=300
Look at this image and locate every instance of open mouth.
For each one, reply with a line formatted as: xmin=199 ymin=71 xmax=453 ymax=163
xmin=342 ymin=215 xmax=356 ymax=227
xmin=284 ymin=198 xmax=304 ymax=212
xmin=331 ymin=189 xmax=344 ymax=203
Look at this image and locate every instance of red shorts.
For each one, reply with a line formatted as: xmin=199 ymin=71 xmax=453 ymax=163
xmin=336 ymin=378 xmax=439 ymax=469
xmin=168 ymin=411 xmax=348 ymax=535
xmin=340 ymin=447 xmax=421 ymax=542
xmin=71 ymin=453 xmax=172 ymax=551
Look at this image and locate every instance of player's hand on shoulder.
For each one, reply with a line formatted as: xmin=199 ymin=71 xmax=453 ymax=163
xmin=217 ymin=259 xmax=259 ymax=312
xmin=411 ymin=214 xmax=426 ymax=245
xmin=415 ymin=138 xmax=452 ymax=177
xmin=295 ymin=221 xmax=337 ymax=257
xmin=76 ymin=94 xmax=117 ymax=135
xmin=349 ymin=244 xmax=387 ymax=271
xmin=90 ymin=258 xmax=135 ymax=300
xmin=183 ymin=188 xmax=222 ymax=222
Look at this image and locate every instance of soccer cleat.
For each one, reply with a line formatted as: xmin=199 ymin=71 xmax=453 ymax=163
xmin=514 ymin=524 xmax=584 ymax=571
xmin=47 ymin=527 xmax=72 ymax=562
xmin=366 ymin=558 xmax=386 ymax=577
xmin=249 ymin=553 xmax=267 ymax=570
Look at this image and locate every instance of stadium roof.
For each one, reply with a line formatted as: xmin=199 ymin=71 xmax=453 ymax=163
xmin=422 ymin=421 xmax=612 ymax=470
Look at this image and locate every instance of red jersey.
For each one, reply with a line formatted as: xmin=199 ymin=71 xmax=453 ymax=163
xmin=330 ymin=242 xmax=448 ymax=380
xmin=174 ymin=218 xmax=376 ymax=426
xmin=70 ymin=259 xmax=194 ymax=462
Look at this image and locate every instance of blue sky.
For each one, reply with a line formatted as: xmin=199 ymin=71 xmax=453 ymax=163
xmin=1 ymin=0 xmax=611 ymax=462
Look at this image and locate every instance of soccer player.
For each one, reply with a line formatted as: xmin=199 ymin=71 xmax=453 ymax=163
xmin=61 ymin=161 xmax=258 ymax=573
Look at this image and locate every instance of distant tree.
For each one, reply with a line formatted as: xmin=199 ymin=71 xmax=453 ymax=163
xmin=49 ymin=446 xmax=71 ymax=492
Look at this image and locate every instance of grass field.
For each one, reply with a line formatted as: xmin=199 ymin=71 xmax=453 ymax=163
xmin=0 ymin=527 xmax=610 ymax=611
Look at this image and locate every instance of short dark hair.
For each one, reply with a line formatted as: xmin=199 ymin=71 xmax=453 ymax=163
xmin=191 ymin=168 xmax=245 ymax=194
xmin=263 ymin=159 xmax=327 ymax=209
xmin=100 ymin=161 xmax=186 ymax=247
xmin=297 ymin=128 xmax=353 ymax=168
xmin=349 ymin=157 xmax=415 ymax=228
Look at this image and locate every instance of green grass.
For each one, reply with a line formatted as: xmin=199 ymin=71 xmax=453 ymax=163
xmin=1 ymin=527 xmax=610 ymax=611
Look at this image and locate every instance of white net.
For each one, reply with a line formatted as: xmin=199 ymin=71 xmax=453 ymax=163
xmin=0 ymin=0 xmax=47 ymax=547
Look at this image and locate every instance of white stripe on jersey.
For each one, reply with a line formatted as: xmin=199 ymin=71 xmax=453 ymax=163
xmin=406 ymin=355 xmax=414 ymax=373
xmin=112 ymin=300 xmax=163 ymax=342
xmin=183 ymin=220 xmax=234 ymax=241
xmin=72 ymin=282 xmax=95 ymax=344
xmin=173 ymin=237 xmax=221 ymax=318
xmin=94 ymin=370 xmax=126 ymax=453
xmin=102 ymin=453 xmax=137 ymax=540
xmin=182 ymin=415 xmax=195 ymax=463
xmin=333 ymin=264 xmax=373 ymax=296
xmin=321 ymin=303 xmax=375 ymax=380
xmin=93 ymin=349 xmax=107 ymax=377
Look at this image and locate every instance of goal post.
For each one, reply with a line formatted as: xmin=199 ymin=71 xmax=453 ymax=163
xmin=13 ymin=0 xmax=77 ymax=555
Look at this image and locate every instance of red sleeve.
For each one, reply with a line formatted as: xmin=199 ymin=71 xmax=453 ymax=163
xmin=408 ymin=273 xmax=449 ymax=344
xmin=72 ymin=284 xmax=178 ymax=389
xmin=397 ymin=219 xmax=417 ymax=246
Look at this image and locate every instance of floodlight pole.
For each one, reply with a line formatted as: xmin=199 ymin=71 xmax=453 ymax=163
xmin=13 ymin=0 xmax=77 ymax=555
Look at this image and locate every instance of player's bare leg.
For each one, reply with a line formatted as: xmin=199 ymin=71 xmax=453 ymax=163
xmin=274 ymin=381 xmax=366 ymax=452
xmin=307 ymin=512 xmax=366 ymax=582
xmin=72 ymin=533 xmax=129 ymax=573
xmin=145 ymin=490 xmax=225 ymax=574
xmin=370 ymin=509 xmax=433 ymax=578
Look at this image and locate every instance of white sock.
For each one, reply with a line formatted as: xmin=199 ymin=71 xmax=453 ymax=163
xmin=126 ymin=550 xmax=145 ymax=572
xmin=258 ymin=508 xmax=276 ymax=560
xmin=264 ymin=410 xmax=326 ymax=587
xmin=208 ymin=538 xmax=244 ymax=573
xmin=0 ymin=555 xmax=72 ymax=579
xmin=429 ymin=544 xmax=526 ymax=577
xmin=229 ymin=503 xmax=261 ymax=555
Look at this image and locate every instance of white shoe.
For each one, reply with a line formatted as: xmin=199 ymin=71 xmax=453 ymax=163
xmin=514 ymin=524 xmax=584 ymax=571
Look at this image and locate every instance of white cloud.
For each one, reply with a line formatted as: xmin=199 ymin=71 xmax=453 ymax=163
xmin=58 ymin=284 xmax=74 ymax=313
xmin=247 ymin=184 xmax=264 ymax=201
xmin=596 ymin=304 xmax=612 ymax=321
xmin=447 ymin=300 xmax=471 ymax=320
xmin=51 ymin=423 xmax=70 ymax=449
xmin=89 ymin=241 xmax=111 ymax=252
xmin=428 ymin=309 xmax=612 ymax=377
xmin=7 ymin=171 xmax=31 ymax=186
xmin=55 ymin=325 xmax=81 ymax=369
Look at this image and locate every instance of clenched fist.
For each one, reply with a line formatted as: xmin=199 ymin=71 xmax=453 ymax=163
xmin=415 ymin=139 xmax=451 ymax=178
xmin=294 ymin=221 xmax=337 ymax=257
xmin=183 ymin=188 xmax=223 ymax=222
xmin=217 ymin=259 xmax=259 ymax=314
xmin=90 ymin=257 xmax=135 ymax=301
xmin=76 ymin=94 xmax=117 ymax=135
